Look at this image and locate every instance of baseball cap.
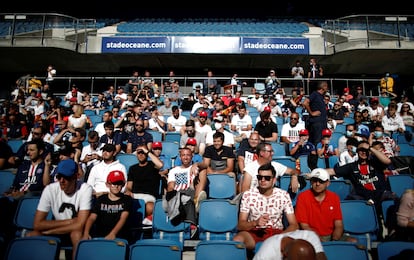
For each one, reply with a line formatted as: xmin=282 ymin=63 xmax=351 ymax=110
xmin=107 ymin=170 xmax=125 ymax=184
xmin=56 ymin=159 xmax=77 ymax=177
xmin=322 ymin=129 xmax=332 ymax=137
xmin=186 ymin=138 xmax=197 ymax=146
xmin=263 ymin=106 xmax=271 ymax=112
xmin=359 ymin=128 xmax=370 ymax=138
xmin=299 ymin=129 xmax=309 ymax=136
xmin=309 ymin=168 xmax=330 ymax=182
xmin=213 ymin=115 xmax=224 ymax=122
xmin=127 ymin=101 xmax=135 ymax=107
xmin=152 ymin=141 xmax=162 ymax=149
xmin=102 ymin=143 xmax=116 ymax=152
xmin=199 ymin=111 xmax=208 ymax=117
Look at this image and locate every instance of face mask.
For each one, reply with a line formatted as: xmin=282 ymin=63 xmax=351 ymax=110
xmin=346 ymin=131 xmax=353 ymax=137
xmin=351 ymin=146 xmax=357 ymax=153
xmin=374 ymin=131 xmax=383 ymax=138
xmin=214 ymin=122 xmax=223 ymax=130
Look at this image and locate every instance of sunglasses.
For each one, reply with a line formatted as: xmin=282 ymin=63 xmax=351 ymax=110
xmin=310 ymin=178 xmax=328 ymax=184
xmin=109 ymin=181 xmax=125 ymax=186
xmin=357 ymin=147 xmax=370 ymax=153
xmin=137 ymin=150 xmax=146 ymax=155
xmin=290 ymin=118 xmax=298 ymax=120
xmin=135 ymin=124 xmax=144 ymax=127
xmin=256 ymin=175 xmax=273 ymax=181
xmin=153 ymin=147 xmax=162 ymax=150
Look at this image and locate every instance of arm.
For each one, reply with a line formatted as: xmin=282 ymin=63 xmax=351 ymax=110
xmin=126 ymin=142 xmax=133 ymax=154
xmin=32 ymin=209 xmax=90 ymax=235
xmin=240 ymin=171 xmax=252 ymax=193
xmin=125 ymin=181 xmax=134 ymax=197
xmin=105 ymin=210 xmax=129 ymax=240
xmin=281 ymin=213 xmax=299 ymax=233
xmin=331 ymin=220 xmax=345 ymax=241
xmin=42 ymin=154 xmax=52 ymax=186
xmin=237 ymin=211 xmax=263 ymax=231
xmin=370 ymin=146 xmax=391 ymax=165
xmin=82 ymin=213 xmax=97 ymax=239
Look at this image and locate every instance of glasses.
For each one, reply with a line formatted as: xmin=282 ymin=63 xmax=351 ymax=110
xmin=256 ymin=175 xmax=273 ymax=181
xmin=89 ymin=141 xmax=99 ymax=145
xmin=109 ymin=181 xmax=124 ymax=187
xmin=357 ymin=147 xmax=370 ymax=153
xmin=56 ymin=174 xmax=73 ymax=181
xmin=290 ymin=118 xmax=298 ymax=120
xmin=135 ymin=124 xmax=144 ymax=127
xmin=262 ymin=149 xmax=274 ymax=153
xmin=32 ymin=132 xmax=42 ymax=136
xmin=310 ymin=178 xmax=328 ymax=184
xmin=355 ymin=115 xmax=362 ymax=118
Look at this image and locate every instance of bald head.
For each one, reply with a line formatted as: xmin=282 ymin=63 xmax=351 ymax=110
xmin=283 ymin=238 xmax=316 ymax=260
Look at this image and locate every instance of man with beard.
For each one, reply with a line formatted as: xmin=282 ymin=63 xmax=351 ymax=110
xmin=254 ymin=110 xmax=279 ymax=143
xmin=126 ymin=119 xmax=153 ymax=154
xmin=180 ymin=119 xmax=206 ymax=156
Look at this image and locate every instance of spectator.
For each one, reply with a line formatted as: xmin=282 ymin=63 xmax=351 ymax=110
xmin=205 ymin=115 xmax=235 ymax=148
xmin=67 ymin=104 xmax=88 ymax=130
xmin=165 ymin=147 xmax=208 ymax=227
xmin=368 ymin=123 xmax=399 ymax=157
xmin=125 ymin=145 xmax=163 ymax=225
xmin=194 ymin=110 xmax=213 ymax=139
xmin=338 ymin=137 xmax=359 ymax=166
xmin=27 ymin=159 xmax=93 ymax=260
xmin=203 ymin=70 xmax=219 ymax=95
xmin=233 ymin=163 xmax=299 ymax=252
xmin=148 ymin=106 xmax=166 ymax=134
xmin=254 ymin=110 xmax=278 ymax=143
xmin=94 ymin=111 xmax=113 ymax=137
xmin=180 ymin=119 xmax=206 ymax=156
xmin=265 ymin=69 xmax=281 ymax=96
xmin=281 ymin=112 xmax=305 ymax=147
xmin=86 ymin=143 xmax=126 ymax=197
xmin=316 ymin=129 xmax=339 ymax=168
xmin=302 ymin=81 xmax=328 ymax=145
xmin=307 ymin=57 xmax=324 ymax=92
xmin=151 ymin=141 xmax=171 ymax=195
xmin=395 ymin=189 xmax=414 ymax=241
xmin=198 ymin=131 xmax=236 ymax=181
xmin=82 ymin=170 xmax=132 ymax=241
xmin=80 ymin=130 xmax=103 ymax=181
xmin=157 ymin=97 xmax=174 ymax=117
xmin=291 ymin=60 xmax=305 ymax=91
xmin=126 ymin=119 xmax=154 ymax=154
xmin=253 ymin=230 xmax=327 ymax=260
xmin=174 ymin=138 xmax=203 ymax=166
xmin=230 ymin=104 xmax=253 ymax=139
xmin=296 ymin=168 xmax=357 ymax=243
xmin=167 ymin=105 xmax=186 ymax=133
xmin=289 ymin=129 xmax=317 ymax=170
xmin=99 ymin=121 xmax=123 ymax=155
xmin=236 ymin=132 xmax=261 ymax=187
xmin=241 ymin=142 xmax=300 ymax=193
xmin=382 ymin=102 xmax=406 ymax=135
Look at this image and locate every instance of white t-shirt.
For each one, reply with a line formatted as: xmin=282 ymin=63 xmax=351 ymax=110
xmin=87 ymin=160 xmax=127 ymax=194
xmin=167 ymin=115 xmax=187 ymax=133
xmin=37 ymin=181 xmax=92 ymax=220
xmin=253 ymin=230 xmax=324 ymax=260
xmin=168 ymin=165 xmax=194 ymax=191
xmin=205 ymin=130 xmax=235 ymax=147
xmin=281 ymin=122 xmax=305 ymax=143
xmin=148 ymin=116 xmax=166 ymax=133
xmin=231 ymin=114 xmax=253 ymax=137
xmin=244 ymin=161 xmax=287 ymax=190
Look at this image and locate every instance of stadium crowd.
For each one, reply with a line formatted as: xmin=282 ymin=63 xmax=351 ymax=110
xmin=0 ymin=64 xmax=413 ymax=260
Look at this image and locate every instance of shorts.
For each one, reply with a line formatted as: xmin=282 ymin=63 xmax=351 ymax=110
xmin=248 ymin=227 xmax=283 ymax=243
xmin=132 ymin=193 xmax=156 ymax=203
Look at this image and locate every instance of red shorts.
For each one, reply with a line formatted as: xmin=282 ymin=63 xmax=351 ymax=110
xmin=248 ymin=227 xmax=283 ymax=243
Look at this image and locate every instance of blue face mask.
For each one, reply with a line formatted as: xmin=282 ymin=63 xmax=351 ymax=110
xmin=374 ymin=131 xmax=383 ymax=138
xmin=346 ymin=130 xmax=353 ymax=137
xmin=351 ymin=146 xmax=357 ymax=153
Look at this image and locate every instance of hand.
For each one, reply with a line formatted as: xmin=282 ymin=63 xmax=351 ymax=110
xmin=166 ymin=190 xmax=177 ymax=201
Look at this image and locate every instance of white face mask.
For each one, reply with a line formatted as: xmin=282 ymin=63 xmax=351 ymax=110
xmin=214 ymin=122 xmax=223 ymax=130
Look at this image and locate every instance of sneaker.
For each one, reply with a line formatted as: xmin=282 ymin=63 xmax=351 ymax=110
xmin=142 ymin=217 xmax=153 ymax=226
xmin=195 ymin=190 xmax=207 ymax=213
xmin=190 ymin=224 xmax=198 ymax=239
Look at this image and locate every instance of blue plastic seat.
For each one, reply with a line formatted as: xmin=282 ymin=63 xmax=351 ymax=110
xmin=75 ymin=238 xmax=129 ymax=260
xmin=198 ymin=199 xmax=238 ymax=241
xmin=377 ymin=241 xmax=414 ymax=260
xmin=129 ymin=239 xmax=182 ymax=260
xmin=195 ymin=240 xmax=247 ymax=260
xmin=116 ymin=153 xmax=138 ymax=173
xmin=322 ymin=241 xmax=369 ymax=260
xmin=387 ymin=174 xmax=414 ymax=198
xmin=327 ymin=179 xmax=353 ymax=200
xmin=152 ymin=199 xmax=190 ymax=250
xmin=0 ymin=170 xmax=15 ymax=196
xmin=207 ymin=174 xmax=236 ymax=199
xmin=340 ymin=200 xmax=379 ymax=250
xmin=5 ymin=236 xmax=61 ymax=260
xmin=278 ymin=175 xmax=311 ymax=206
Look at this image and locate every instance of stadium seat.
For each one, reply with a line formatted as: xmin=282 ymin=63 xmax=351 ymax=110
xmin=195 ymin=240 xmax=247 ymax=260
xmin=387 ymin=174 xmax=414 ymax=198
xmin=254 ymin=83 xmax=266 ymax=94
xmin=340 ymin=200 xmax=379 ymax=250
xmin=164 ymin=132 xmax=181 ymax=143
xmin=273 ymin=156 xmax=296 ymax=169
xmin=129 ymin=239 xmax=182 ymax=260
xmin=198 ymin=199 xmax=238 ymax=241
xmin=0 ymin=170 xmax=16 ymax=196
xmin=377 ymin=241 xmax=414 ymax=260
xmin=207 ymin=174 xmax=236 ymax=199
xmin=7 ymin=139 xmax=24 ymax=154
xmin=129 ymin=198 xmax=147 ymax=242
xmin=152 ymin=199 xmax=190 ymax=250
xmin=5 ymin=236 xmax=61 ymax=260
xmin=115 ymin=153 xmax=138 ymax=173
xmin=322 ymin=241 xmax=369 ymax=260
xmin=327 ymin=179 xmax=353 ymax=200
xmin=278 ymin=175 xmax=311 ymax=206
xmin=147 ymin=130 xmax=163 ymax=142
xmin=398 ymin=143 xmax=414 ymax=156
xmin=75 ymin=238 xmax=129 ymax=260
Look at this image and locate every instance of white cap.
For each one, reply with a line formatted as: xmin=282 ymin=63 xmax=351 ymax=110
xmin=309 ymin=168 xmax=330 ymax=181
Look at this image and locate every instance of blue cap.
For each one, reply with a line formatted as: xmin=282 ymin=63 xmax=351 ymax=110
xmin=359 ymin=128 xmax=370 ymax=138
xmin=56 ymin=159 xmax=77 ymax=177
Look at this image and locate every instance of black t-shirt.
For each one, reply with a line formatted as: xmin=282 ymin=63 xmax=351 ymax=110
xmin=127 ymin=161 xmax=161 ymax=198
xmin=91 ymin=193 xmax=132 ymax=239
xmin=254 ymin=120 xmax=278 ymax=139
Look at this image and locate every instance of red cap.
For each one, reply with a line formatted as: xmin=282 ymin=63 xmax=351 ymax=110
xmin=299 ymin=129 xmax=309 ymax=136
xmin=199 ymin=111 xmax=208 ymax=117
xmin=322 ymin=129 xmax=332 ymax=137
xmin=186 ymin=138 xmax=197 ymax=146
xmin=152 ymin=142 xmax=162 ymax=149
xmin=263 ymin=106 xmax=271 ymax=112
xmin=107 ymin=170 xmax=125 ymax=183
xmin=343 ymin=87 xmax=350 ymax=93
